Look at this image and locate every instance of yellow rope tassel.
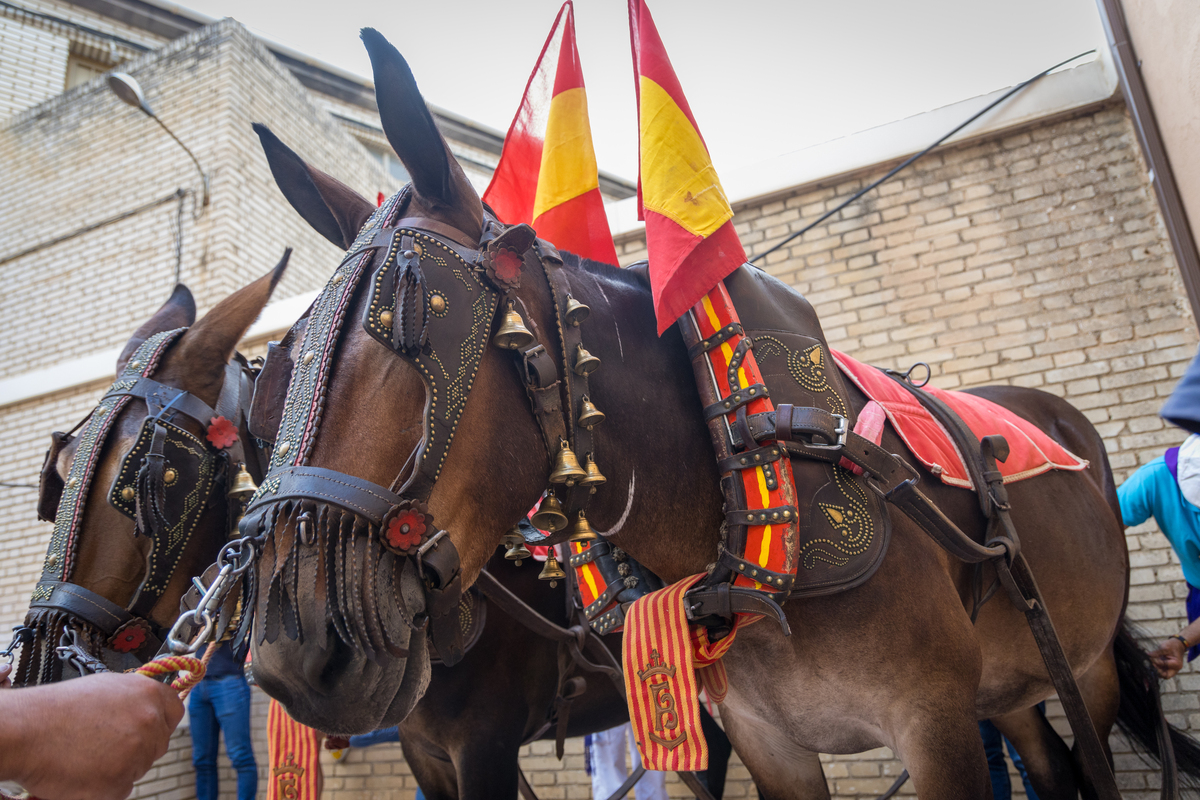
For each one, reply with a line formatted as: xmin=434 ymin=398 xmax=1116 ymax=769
xmin=135 ymin=652 xmax=207 ymax=694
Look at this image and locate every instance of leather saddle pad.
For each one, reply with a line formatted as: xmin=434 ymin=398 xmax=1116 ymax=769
xmin=723 ymin=267 xmax=891 ymax=598
xmin=831 ymin=350 xmax=1088 ymax=488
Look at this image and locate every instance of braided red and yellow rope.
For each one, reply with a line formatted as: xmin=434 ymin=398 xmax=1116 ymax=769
xmin=135 ymin=653 xmax=207 ymax=694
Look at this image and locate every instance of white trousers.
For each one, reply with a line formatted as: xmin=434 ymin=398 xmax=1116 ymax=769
xmin=587 ymin=723 xmax=668 ymax=800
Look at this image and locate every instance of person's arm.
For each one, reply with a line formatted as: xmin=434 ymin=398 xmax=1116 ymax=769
xmin=1150 ymin=617 xmax=1200 ymax=679
xmin=1117 ymin=461 xmax=1161 ymax=528
xmin=0 ymin=671 xmax=184 ymax=800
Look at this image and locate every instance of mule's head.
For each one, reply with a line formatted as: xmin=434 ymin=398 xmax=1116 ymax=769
xmin=15 ymin=259 xmax=287 ymax=685
xmin=244 ymin=30 xmax=564 ymax=734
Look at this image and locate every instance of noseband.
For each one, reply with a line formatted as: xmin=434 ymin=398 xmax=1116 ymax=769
xmin=240 ymin=188 xmax=607 ymax=665
xmin=10 ymin=328 xmax=258 ymax=684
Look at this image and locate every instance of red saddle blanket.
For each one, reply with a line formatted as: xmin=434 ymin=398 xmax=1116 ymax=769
xmin=831 ymin=350 xmax=1088 ymax=488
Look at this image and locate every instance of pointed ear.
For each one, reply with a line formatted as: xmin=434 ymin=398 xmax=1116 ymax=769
xmin=254 ymin=124 xmax=376 ymax=250
xmin=117 ymin=284 xmax=196 ymax=373
xmin=175 ymin=249 xmax=292 ymax=394
xmin=360 ymin=28 xmax=483 ymax=240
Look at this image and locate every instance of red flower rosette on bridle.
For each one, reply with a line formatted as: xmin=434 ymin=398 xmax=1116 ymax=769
xmin=206 ymin=416 xmax=238 ymax=450
xmin=482 ymin=246 xmax=524 ymax=292
xmin=109 ymin=619 xmax=152 ymax=654
xmin=380 ymin=500 xmax=432 ymax=555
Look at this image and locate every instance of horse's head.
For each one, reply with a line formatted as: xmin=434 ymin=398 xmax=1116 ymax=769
xmin=243 ymin=30 xmax=583 ymax=734
xmin=13 ymin=259 xmax=288 ymax=685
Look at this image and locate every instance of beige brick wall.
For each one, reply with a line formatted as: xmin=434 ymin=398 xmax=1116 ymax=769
xmin=621 ymin=100 xmax=1196 ymax=799
xmin=3 ymin=12 xmax=1198 ymax=798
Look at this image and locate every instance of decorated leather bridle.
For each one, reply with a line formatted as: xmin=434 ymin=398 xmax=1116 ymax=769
xmin=239 ymin=187 xmax=609 ymax=665
xmin=7 ymin=328 xmax=260 ymax=685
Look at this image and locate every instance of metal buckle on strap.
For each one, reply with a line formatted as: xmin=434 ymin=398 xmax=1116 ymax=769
xmin=806 ymin=413 xmax=848 ymax=450
xmin=870 ymin=456 xmax=921 ymax=499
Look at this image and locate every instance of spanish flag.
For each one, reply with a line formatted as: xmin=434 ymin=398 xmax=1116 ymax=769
xmin=482 ymin=1 xmax=618 ymax=266
xmin=629 ymin=0 xmax=747 ymax=333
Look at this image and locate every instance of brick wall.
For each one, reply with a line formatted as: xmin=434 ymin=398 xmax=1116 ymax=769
xmin=617 ymin=100 xmax=1196 ymax=799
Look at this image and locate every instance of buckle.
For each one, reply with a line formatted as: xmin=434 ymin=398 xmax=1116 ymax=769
xmin=806 ymin=413 xmax=848 ymax=450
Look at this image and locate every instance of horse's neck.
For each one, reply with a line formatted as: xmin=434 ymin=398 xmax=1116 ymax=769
xmin=561 ymin=263 xmax=723 ymax=581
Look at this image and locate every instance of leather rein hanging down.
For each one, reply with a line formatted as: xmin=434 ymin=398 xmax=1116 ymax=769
xmin=9 ymin=328 xmax=260 ymax=685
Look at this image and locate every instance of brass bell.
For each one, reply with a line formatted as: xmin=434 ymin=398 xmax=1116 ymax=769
xmin=493 ymin=300 xmax=534 ymax=350
xmin=579 ymin=455 xmax=606 ymax=491
xmin=577 ymin=396 xmax=605 ymax=429
xmin=227 ymin=462 xmax=258 ymax=502
xmin=564 ymin=295 xmax=590 ymax=326
xmin=530 ymin=493 xmax=568 ymax=532
xmin=573 ymin=344 xmax=601 ymax=376
xmin=502 ymin=527 xmax=531 ymax=566
xmin=549 ymin=440 xmax=587 ymax=486
xmin=538 ymin=551 xmax=566 ymax=587
xmin=567 ymin=511 xmax=598 ymax=544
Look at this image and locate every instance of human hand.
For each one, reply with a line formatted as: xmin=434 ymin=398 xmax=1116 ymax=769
xmin=0 ymin=663 xmax=11 ymax=688
xmin=1 ymin=672 xmax=184 ymax=800
xmin=1150 ymin=637 xmax=1187 ymax=679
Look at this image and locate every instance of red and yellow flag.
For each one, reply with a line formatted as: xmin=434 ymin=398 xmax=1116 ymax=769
xmin=267 ymin=698 xmax=323 ymax=800
xmin=483 ymin=1 xmax=618 ymax=266
xmin=629 ymin=0 xmax=747 ymax=333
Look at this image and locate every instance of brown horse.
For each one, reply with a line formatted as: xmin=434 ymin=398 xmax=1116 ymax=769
xmin=14 ymin=263 xmax=285 ymax=685
xmin=243 ymin=28 xmax=1199 ymax=800
xmin=11 ymin=257 xmax=699 ymax=799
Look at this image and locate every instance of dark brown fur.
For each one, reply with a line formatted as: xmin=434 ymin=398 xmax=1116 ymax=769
xmin=246 ymin=29 xmax=1143 ymax=800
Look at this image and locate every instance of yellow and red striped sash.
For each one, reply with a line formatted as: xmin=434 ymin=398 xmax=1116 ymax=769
xmin=267 ymin=698 xmax=322 ymax=800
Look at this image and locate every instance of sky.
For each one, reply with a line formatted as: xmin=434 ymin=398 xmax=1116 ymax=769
xmin=178 ymin=0 xmax=1108 ymax=183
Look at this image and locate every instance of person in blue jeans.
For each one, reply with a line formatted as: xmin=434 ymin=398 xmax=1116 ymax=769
xmin=979 ymin=703 xmax=1043 ymax=800
xmin=189 ymin=643 xmax=257 ymax=800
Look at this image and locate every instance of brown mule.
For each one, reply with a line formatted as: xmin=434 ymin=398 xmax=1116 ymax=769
xmin=242 ymin=27 xmax=1200 ymax=800
xmin=15 ymin=260 xmax=288 ymax=685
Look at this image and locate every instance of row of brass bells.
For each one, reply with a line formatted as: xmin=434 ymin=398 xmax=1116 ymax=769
xmin=567 ymin=511 xmax=598 ymax=543
xmin=539 ymin=551 xmax=566 ymax=587
xmin=580 ymin=455 xmax=605 ymax=491
xmin=549 ymin=440 xmax=587 ymax=486
xmin=530 ymin=494 xmax=568 ymax=532
xmin=493 ymin=300 xmax=534 ymax=350
xmin=502 ymin=526 xmax=531 ymax=565
xmin=573 ymin=344 xmax=600 ymax=376
xmin=577 ymin=396 xmax=605 ymax=429
xmin=564 ymin=294 xmax=590 ymax=326
xmin=227 ymin=462 xmax=258 ymax=502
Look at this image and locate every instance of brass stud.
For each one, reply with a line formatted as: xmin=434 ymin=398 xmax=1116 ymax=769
xmin=403 ymin=249 xmax=416 ymax=259
xmin=332 ymin=273 xmax=344 ymax=285
xmin=47 ymin=553 xmax=59 ymax=567
xmin=380 ymin=310 xmax=394 ymax=328
xmin=121 ymin=486 xmax=135 ymax=502
xmin=430 ymin=294 xmax=447 ymax=314
xmin=277 ymin=441 xmax=290 ymax=457
xmin=129 ymin=360 xmax=142 ymax=370
xmin=302 ymin=351 xmax=315 ymax=365
xmin=163 ymin=468 xmax=178 ymax=486
xmin=67 ymin=478 xmax=78 ymax=489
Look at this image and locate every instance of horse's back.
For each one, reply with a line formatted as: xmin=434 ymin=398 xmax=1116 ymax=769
xmin=963 ymin=383 xmax=1119 ymax=518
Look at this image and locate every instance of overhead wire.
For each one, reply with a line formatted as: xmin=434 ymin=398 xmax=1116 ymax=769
xmin=749 ymin=50 xmax=1097 ymax=266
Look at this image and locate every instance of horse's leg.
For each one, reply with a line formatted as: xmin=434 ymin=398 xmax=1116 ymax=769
xmin=717 ymin=703 xmax=830 ymax=800
xmin=887 ymin=694 xmax=994 ymax=800
xmin=452 ymin=736 xmax=523 ymax=800
xmin=989 ymin=705 xmax=1077 ymax=800
xmin=400 ymin=738 xmax=460 ymax=800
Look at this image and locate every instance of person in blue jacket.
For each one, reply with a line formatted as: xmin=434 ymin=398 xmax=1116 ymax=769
xmin=1118 ymin=433 xmax=1200 ymax=678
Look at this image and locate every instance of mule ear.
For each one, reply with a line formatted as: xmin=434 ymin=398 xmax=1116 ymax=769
xmin=175 ymin=249 xmax=292 ymax=396
xmin=117 ymin=284 xmax=196 ymax=373
xmin=254 ymin=124 xmax=376 ymax=250
xmin=360 ymin=28 xmax=483 ymax=239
